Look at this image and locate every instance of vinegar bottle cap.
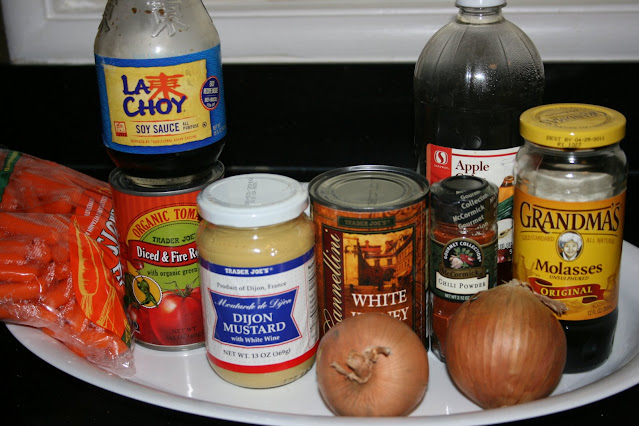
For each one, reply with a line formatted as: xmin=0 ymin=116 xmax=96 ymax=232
xmin=455 ymin=0 xmax=506 ymax=7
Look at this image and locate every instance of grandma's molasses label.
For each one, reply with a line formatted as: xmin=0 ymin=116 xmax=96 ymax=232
xmin=513 ymin=190 xmax=625 ymax=321
xmin=95 ymin=47 xmax=226 ymax=155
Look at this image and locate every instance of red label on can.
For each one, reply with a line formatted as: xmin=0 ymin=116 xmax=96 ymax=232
xmin=111 ymin=179 xmax=207 ymax=349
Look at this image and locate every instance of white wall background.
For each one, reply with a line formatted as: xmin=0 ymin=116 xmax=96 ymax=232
xmin=3 ymin=0 xmax=639 ymax=64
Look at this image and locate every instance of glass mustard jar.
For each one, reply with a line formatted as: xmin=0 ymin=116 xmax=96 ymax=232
xmin=513 ymin=103 xmax=627 ymax=373
xmin=196 ymin=174 xmax=318 ymax=388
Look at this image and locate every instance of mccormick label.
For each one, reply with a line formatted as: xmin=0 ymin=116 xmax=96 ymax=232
xmin=111 ymin=174 xmax=213 ymax=349
xmin=513 ymin=190 xmax=625 ymax=321
xmin=199 ymin=249 xmax=319 ymax=373
xmin=312 ymin=202 xmax=427 ymax=342
xmin=95 ymin=46 xmax=226 ymax=154
xmin=431 ymin=238 xmax=495 ymax=302
xmin=427 ymin=145 xmax=519 ymax=273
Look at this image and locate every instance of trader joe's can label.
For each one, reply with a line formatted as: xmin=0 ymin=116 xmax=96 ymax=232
xmin=110 ymin=165 xmax=223 ymax=349
xmin=308 ymin=166 xmax=429 ymax=343
xmin=95 ymin=47 xmax=226 ymax=154
xmin=199 ymin=248 xmax=319 ymax=374
xmin=513 ymin=190 xmax=625 ymax=321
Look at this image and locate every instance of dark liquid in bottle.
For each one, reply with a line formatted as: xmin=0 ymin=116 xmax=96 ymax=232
xmin=106 ymin=137 xmax=225 ymax=185
xmin=497 ymin=260 xmax=513 ymax=283
xmin=416 ymin=101 xmax=533 ymax=284
xmin=561 ymin=308 xmax=617 ymax=373
xmin=414 ymin=101 xmax=533 ymax=174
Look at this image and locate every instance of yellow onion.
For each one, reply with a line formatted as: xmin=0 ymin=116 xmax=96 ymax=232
xmin=316 ymin=313 xmax=429 ymax=416
xmin=446 ymin=279 xmax=567 ymax=409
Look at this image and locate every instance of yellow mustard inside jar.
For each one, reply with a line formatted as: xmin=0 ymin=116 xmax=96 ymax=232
xmin=196 ymin=173 xmax=318 ymax=388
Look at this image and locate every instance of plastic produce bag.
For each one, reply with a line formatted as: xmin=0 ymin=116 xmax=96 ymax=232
xmin=0 ymin=149 xmax=133 ymax=374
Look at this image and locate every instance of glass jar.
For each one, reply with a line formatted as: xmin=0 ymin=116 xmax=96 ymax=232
xmin=429 ymin=175 xmax=498 ymax=362
xmin=513 ymin=103 xmax=627 ymax=373
xmin=196 ymin=174 xmax=318 ymax=388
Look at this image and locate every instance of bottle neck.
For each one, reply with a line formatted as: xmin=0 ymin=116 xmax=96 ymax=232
xmin=457 ymin=6 xmax=504 ymax=25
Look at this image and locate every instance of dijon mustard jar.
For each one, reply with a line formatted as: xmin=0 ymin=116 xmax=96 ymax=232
xmin=512 ymin=103 xmax=627 ymax=373
xmin=196 ymin=173 xmax=318 ymax=388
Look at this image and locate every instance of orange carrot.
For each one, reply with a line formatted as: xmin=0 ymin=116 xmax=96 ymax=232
xmin=0 ymin=239 xmax=30 ymax=249
xmin=0 ymin=303 xmax=18 ymax=320
xmin=0 ymin=238 xmax=51 ymax=265
xmin=0 ymin=280 xmax=41 ymax=301
xmin=60 ymin=300 xmax=88 ymax=334
xmin=0 ymin=252 xmax=28 ymax=266
xmin=0 ymin=264 xmax=41 ymax=283
xmin=41 ymin=279 xmax=73 ymax=310
xmin=53 ymin=262 xmax=71 ymax=282
xmin=14 ymin=170 xmax=74 ymax=195
xmin=26 ymin=239 xmax=53 ymax=265
xmin=51 ymin=244 xmax=70 ymax=263
xmin=0 ymin=214 xmax=63 ymax=245
xmin=0 ymin=185 xmax=20 ymax=211
xmin=38 ymin=199 xmax=74 ymax=214
xmin=35 ymin=304 xmax=64 ymax=325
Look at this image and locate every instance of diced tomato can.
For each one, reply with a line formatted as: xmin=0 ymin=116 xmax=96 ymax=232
xmin=109 ymin=163 xmax=224 ymax=350
xmin=308 ymin=165 xmax=429 ymax=345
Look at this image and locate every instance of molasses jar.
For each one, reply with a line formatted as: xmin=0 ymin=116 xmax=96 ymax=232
xmin=513 ymin=103 xmax=627 ymax=373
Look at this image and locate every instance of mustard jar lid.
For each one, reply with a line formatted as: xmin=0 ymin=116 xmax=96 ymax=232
xmin=197 ymin=174 xmax=308 ymax=228
xmin=520 ymin=103 xmax=626 ymax=149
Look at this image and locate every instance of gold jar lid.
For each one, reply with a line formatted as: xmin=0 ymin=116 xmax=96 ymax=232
xmin=520 ymin=103 xmax=626 ymax=149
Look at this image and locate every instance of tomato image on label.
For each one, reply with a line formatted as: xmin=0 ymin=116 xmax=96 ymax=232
xmin=128 ymin=303 xmax=161 ymax=345
xmin=148 ymin=285 xmax=204 ymax=346
xmin=113 ymin=196 xmax=207 ymax=349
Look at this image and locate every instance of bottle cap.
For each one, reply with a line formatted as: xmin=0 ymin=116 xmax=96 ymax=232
xmin=197 ymin=174 xmax=309 ymax=228
xmin=455 ymin=0 xmax=506 ymax=7
xmin=430 ymin=175 xmax=498 ymax=229
xmin=520 ymin=103 xmax=626 ymax=149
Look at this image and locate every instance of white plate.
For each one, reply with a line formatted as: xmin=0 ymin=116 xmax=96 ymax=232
xmin=8 ymin=241 xmax=639 ymax=425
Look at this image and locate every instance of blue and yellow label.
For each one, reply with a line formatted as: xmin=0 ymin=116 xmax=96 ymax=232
xmin=95 ymin=46 xmax=226 ymax=154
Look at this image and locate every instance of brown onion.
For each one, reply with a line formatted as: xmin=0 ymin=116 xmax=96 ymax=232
xmin=316 ymin=313 xmax=429 ymax=416
xmin=446 ymin=279 xmax=567 ymax=409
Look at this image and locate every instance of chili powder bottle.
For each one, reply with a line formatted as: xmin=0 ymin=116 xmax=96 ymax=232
xmin=94 ymin=0 xmax=227 ymax=186
xmin=429 ymin=175 xmax=498 ymax=362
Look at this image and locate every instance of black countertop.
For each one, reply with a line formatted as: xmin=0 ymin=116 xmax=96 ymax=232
xmin=2 ymin=62 xmax=638 ymax=425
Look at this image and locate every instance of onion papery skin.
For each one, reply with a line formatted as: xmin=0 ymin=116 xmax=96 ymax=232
xmin=316 ymin=313 xmax=429 ymax=417
xmin=446 ymin=284 xmax=567 ymax=409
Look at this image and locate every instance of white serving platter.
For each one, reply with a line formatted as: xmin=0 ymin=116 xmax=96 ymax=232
xmin=8 ymin=241 xmax=639 ymax=425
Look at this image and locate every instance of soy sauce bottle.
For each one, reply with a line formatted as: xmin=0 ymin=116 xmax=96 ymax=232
xmin=414 ymin=0 xmax=544 ymax=283
xmin=95 ymin=0 xmax=227 ymax=186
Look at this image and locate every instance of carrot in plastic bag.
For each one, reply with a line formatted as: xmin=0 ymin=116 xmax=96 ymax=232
xmin=0 ymin=150 xmax=133 ymax=373
xmin=0 ymin=149 xmax=110 ymax=214
xmin=0 ymin=212 xmax=132 ymax=373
